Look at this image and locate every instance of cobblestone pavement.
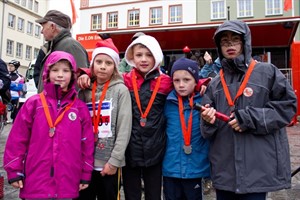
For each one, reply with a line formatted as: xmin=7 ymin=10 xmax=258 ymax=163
xmin=1 ymin=123 xmax=300 ymax=200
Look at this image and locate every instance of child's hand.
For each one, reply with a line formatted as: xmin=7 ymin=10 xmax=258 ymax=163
xmin=200 ymin=85 xmax=207 ymax=96
xmin=228 ymin=113 xmax=242 ymax=132
xmin=79 ymin=183 xmax=89 ymax=191
xmin=77 ymin=74 xmax=91 ymax=89
xmin=11 ymin=180 xmax=23 ymax=189
xmin=100 ymin=163 xmax=117 ymax=176
xmin=204 ymin=51 xmax=212 ymax=64
xmin=201 ymin=104 xmax=216 ymax=124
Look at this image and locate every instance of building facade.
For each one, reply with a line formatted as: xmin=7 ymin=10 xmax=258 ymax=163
xmin=0 ymin=0 xmax=49 ymax=73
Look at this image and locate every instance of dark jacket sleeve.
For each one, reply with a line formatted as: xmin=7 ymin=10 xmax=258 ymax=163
xmin=0 ymin=58 xmax=11 ymax=92
xmin=33 ymin=48 xmax=46 ymax=87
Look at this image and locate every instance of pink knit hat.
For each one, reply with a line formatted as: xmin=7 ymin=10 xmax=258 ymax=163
xmin=91 ymin=38 xmax=120 ymax=67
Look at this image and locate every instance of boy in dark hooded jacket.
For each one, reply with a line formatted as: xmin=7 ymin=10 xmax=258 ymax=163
xmin=201 ymin=20 xmax=297 ymax=199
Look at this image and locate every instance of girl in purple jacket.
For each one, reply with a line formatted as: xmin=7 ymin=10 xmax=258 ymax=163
xmin=3 ymin=51 xmax=94 ymax=199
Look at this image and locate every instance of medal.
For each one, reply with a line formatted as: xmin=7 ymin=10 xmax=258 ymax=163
xmin=183 ymin=145 xmax=192 ymax=154
xmin=49 ymin=127 xmax=55 ymax=137
xmin=140 ymin=117 xmax=147 ymax=127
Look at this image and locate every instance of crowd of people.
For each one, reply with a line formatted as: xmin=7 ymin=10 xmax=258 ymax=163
xmin=1 ymin=9 xmax=297 ymax=200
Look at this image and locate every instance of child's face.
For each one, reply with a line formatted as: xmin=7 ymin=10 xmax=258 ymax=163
xmin=93 ymin=54 xmax=115 ymax=84
xmin=49 ymin=60 xmax=72 ymax=92
xmin=172 ymin=70 xmax=197 ymax=97
xmin=220 ymin=31 xmax=243 ymax=59
xmin=7 ymin=64 xmax=16 ymax=72
xmin=132 ymin=44 xmax=155 ymax=76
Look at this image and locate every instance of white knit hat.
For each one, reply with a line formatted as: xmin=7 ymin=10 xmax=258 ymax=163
xmin=125 ymin=35 xmax=163 ymax=71
xmin=91 ymin=38 xmax=120 ymax=67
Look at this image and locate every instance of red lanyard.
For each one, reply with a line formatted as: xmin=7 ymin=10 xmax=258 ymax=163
xmin=92 ymin=80 xmax=110 ymax=141
xmin=40 ymin=92 xmax=75 ymax=137
xmin=131 ymin=70 xmax=161 ymax=127
xmin=178 ymin=94 xmax=194 ymax=146
xmin=220 ymin=59 xmax=256 ymax=108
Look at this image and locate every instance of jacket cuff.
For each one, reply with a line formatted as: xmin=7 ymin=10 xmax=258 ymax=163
xmin=8 ymin=176 xmax=23 ymax=184
xmin=195 ymin=78 xmax=211 ymax=91
xmin=76 ymin=68 xmax=91 ymax=78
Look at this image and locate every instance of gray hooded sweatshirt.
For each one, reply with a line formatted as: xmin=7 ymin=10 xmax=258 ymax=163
xmin=201 ymin=20 xmax=297 ymax=194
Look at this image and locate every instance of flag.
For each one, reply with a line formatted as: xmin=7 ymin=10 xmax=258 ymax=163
xmin=284 ymin=0 xmax=292 ymax=11
xmin=70 ymin=0 xmax=77 ymax=24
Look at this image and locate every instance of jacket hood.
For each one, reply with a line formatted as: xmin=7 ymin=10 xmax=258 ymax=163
xmin=214 ymin=20 xmax=252 ymax=67
xmin=43 ymin=51 xmax=77 ymax=92
xmin=125 ymin=35 xmax=163 ymax=75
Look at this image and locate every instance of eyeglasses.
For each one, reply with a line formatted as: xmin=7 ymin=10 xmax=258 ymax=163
xmin=220 ymin=38 xmax=242 ymax=47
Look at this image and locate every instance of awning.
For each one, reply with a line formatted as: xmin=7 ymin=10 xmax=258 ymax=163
xmin=96 ymin=16 xmax=300 ymax=53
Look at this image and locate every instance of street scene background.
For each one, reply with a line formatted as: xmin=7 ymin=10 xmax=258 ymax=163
xmin=1 ymin=121 xmax=300 ymax=200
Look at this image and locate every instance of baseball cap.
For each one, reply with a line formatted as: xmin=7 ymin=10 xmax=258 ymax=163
xmin=36 ymin=10 xmax=71 ymax=29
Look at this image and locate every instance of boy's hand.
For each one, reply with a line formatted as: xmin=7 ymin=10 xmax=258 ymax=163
xmin=201 ymin=104 xmax=216 ymax=124
xmin=11 ymin=180 xmax=23 ymax=189
xmin=79 ymin=183 xmax=89 ymax=191
xmin=204 ymin=51 xmax=212 ymax=64
xmin=77 ymin=74 xmax=91 ymax=89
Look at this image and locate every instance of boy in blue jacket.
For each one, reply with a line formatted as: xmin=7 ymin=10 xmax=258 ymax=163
xmin=163 ymin=57 xmax=210 ymax=200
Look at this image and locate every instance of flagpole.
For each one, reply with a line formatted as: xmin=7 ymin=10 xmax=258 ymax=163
xmin=292 ymin=0 xmax=294 ymax=17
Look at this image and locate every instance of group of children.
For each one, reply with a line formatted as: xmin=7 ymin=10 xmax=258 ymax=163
xmin=3 ymin=20 xmax=297 ymax=200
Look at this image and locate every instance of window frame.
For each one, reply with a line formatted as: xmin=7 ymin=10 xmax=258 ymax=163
xmin=169 ymin=4 xmax=182 ymax=24
xmin=17 ymin=17 xmax=25 ymax=32
xmin=150 ymin=7 xmax=163 ymax=25
xmin=8 ymin=13 xmax=16 ymax=29
xmin=6 ymin=40 xmax=14 ymax=56
xmin=26 ymin=45 xmax=32 ymax=60
xmin=91 ymin=14 xmax=102 ymax=31
xmin=16 ymin=42 xmax=23 ymax=59
xmin=211 ymin=0 xmax=226 ymax=20
xmin=237 ymin=0 xmax=253 ymax=18
xmin=128 ymin=9 xmax=140 ymax=27
xmin=107 ymin=12 xmax=118 ymax=29
xmin=27 ymin=21 xmax=33 ymax=35
xmin=265 ymin=0 xmax=282 ymax=16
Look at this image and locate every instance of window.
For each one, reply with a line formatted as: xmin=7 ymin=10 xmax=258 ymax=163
xmin=34 ymin=1 xmax=39 ymax=13
xmin=6 ymin=40 xmax=14 ymax=56
xmin=266 ymin=0 xmax=282 ymax=15
xmin=28 ymin=0 xmax=33 ymax=10
xmin=27 ymin=21 xmax=33 ymax=35
xmin=34 ymin=48 xmax=39 ymax=59
xmin=169 ymin=5 xmax=182 ymax=23
xmin=211 ymin=0 xmax=226 ymax=20
xmin=35 ymin=25 xmax=41 ymax=37
xmin=237 ymin=0 xmax=253 ymax=17
xmin=26 ymin=45 xmax=32 ymax=60
xmin=150 ymin=7 xmax=162 ymax=25
xmin=15 ymin=0 xmax=20 ymax=4
xmin=17 ymin=18 xmax=25 ymax=32
xmin=128 ymin=10 xmax=140 ymax=26
xmin=91 ymin=14 xmax=101 ymax=30
xmin=8 ymin=14 xmax=15 ymax=28
xmin=16 ymin=42 xmax=23 ymax=58
xmin=107 ymin=12 xmax=118 ymax=28
xmin=21 ymin=0 xmax=26 ymax=7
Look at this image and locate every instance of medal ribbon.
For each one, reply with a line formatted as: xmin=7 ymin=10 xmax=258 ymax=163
xmin=92 ymin=80 xmax=110 ymax=141
xmin=178 ymin=94 xmax=194 ymax=146
xmin=220 ymin=59 xmax=256 ymax=107
xmin=131 ymin=70 xmax=161 ymax=124
xmin=39 ymin=92 xmax=75 ymax=137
